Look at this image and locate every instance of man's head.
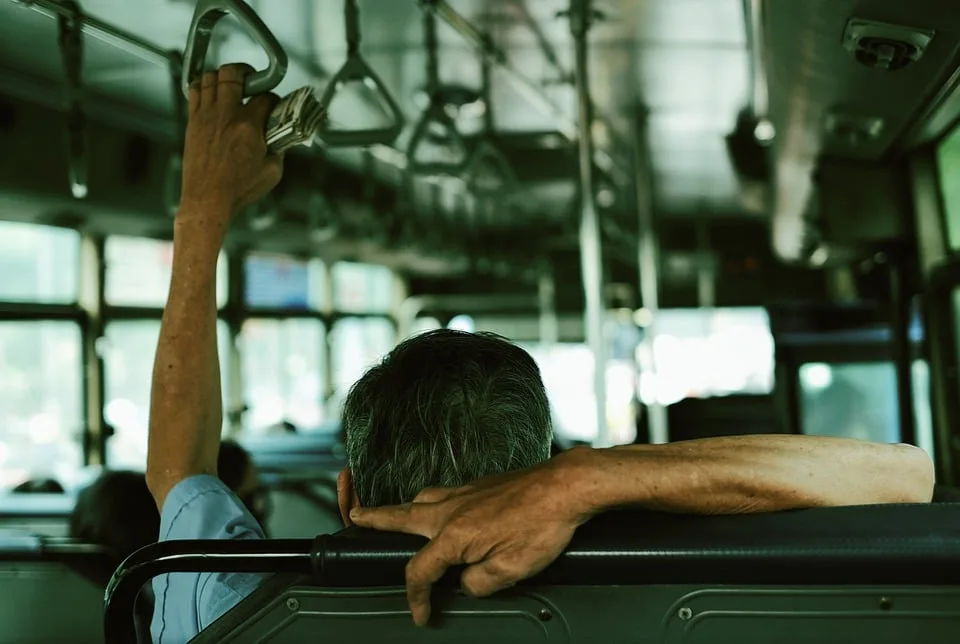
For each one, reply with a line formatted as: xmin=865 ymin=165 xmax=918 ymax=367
xmin=338 ymin=329 xmax=552 ymax=517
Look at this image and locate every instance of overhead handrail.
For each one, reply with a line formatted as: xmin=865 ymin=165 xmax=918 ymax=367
xmin=181 ymin=0 xmax=287 ymax=98
xmin=461 ymin=32 xmax=518 ymax=199
xmin=181 ymin=0 xmax=328 ymax=155
xmin=318 ymin=0 xmax=404 ymax=147
xmin=164 ymin=50 xmax=185 ymax=218
xmin=57 ymin=0 xmax=87 ymax=199
xmin=406 ymin=1 xmax=468 ymax=177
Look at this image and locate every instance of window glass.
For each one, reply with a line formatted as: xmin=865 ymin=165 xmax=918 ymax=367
xmin=521 ymin=342 xmax=637 ymax=446
xmin=0 ymin=322 xmax=83 ymax=489
xmin=332 ymin=262 xmax=395 ymax=313
xmin=0 ymin=222 xmax=79 ymax=303
xmin=640 ymin=307 xmax=775 ymax=405
xmin=330 ymin=317 xmax=395 ymax=406
xmin=103 ymin=320 xmax=232 ymax=469
xmin=104 ymin=236 xmax=228 ymax=307
xmin=244 ymin=253 xmax=326 ymax=310
xmin=937 ymin=122 xmax=960 ymax=249
xmin=799 ymin=362 xmax=900 ymax=443
xmin=410 ymin=317 xmax=442 ymax=337
xmin=240 ymin=319 xmax=326 ymax=433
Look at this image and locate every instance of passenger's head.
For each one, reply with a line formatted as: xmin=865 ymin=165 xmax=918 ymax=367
xmin=69 ymin=471 xmax=159 ymax=559
xmin=338 ymin=329 xmax=552 ymax=518
xmin=218 ymin=440 xmax=269 ymax=530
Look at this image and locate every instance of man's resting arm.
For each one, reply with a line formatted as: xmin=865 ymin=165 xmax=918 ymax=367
xmin=351 ymin=435 xmax=934 ymax=626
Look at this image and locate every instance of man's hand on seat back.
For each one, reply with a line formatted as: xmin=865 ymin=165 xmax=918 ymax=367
xmin=349 ymin=450 xmax=595 ymax=627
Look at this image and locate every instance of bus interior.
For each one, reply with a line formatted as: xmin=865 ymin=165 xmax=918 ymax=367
xmin=1 ymin=0 xmax=960 ymax=641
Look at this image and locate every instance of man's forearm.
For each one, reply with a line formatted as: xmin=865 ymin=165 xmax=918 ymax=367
xmin=563 ymin=435 xmax=934 ymax=521
xmin=146 ymin=217 xmax=225 ymax=508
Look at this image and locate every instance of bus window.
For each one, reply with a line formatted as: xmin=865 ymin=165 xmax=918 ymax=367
xmin=332 ymin=262 xmax=395 ymax=314
xmin=0 ymin=222 xmax=78 ymax=304
xmin=799 ymin=362 xmax=899 ymax=444
xmin=245 ymin=254 xmax=326 ymax=311
xmin=937 ymin=123 xmax=960 ymax=250
xmin=105 ymin=236 xmax=229 ymax=308
xmin=0 ymin=321 xmax=82 ymax=489
xmin=329 ymin=317 xmax=394 ymax=409
xmin=103 ymin=320 xmax=232 ymax=469
xmin=240 ymin=319 xmax=326 ymax=432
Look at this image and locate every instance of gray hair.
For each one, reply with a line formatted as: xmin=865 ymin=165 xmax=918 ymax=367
xmin=342 ymin=329 xmax=553 ymax=507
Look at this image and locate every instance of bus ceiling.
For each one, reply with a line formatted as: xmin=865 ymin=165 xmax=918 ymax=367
xmin=0 ymin=1 xmax=959 ymax=278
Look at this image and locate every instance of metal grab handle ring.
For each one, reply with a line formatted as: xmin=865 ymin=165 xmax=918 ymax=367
xmin=181 ymin=0 xmax=288 ymax=98
xmin=318 ymin=56 xmax=405 ymax=148
xmin=317 ymin=0 xmax=403 ymax=148
xmin=462 ymin=139 xmax=518 ymax=197
xmin=406 ymin=102 xmax=469 ymax=177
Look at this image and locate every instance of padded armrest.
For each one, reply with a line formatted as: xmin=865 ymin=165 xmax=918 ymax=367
xmin=315 ymin=503 xmax=960 ymax=587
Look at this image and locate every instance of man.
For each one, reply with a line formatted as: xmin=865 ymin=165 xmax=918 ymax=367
xmin=146 ymin=63 xmax=935 ymax=642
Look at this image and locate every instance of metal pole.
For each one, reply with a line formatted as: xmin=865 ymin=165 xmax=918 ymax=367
xmin=696 ymin=222 xmax=716 ymax=308
xmin=538 ymin=264 xmax=559 ymax=347
xmin=570 ymin=0 xmax=608 ymax=448
xmin=633 ymin=115 xmax=668 ymax=444
xmin=888 ymin=256 xmax=917 ymax=446
xmin=11 ymin=0 xmax=173 ymax=64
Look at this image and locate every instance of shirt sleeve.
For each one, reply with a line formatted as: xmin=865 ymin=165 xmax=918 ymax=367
xmin=150 ymin=475 xmax=269 ymax=644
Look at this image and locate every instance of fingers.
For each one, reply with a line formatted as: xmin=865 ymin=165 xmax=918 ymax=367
xmin=413 ymin=486 xmax=459 ymax=505
xmin=350 ymin=502 xmax=439 ymax=538
xmin=247 ymin=92 xmax=280 ymax=132
xmin=460 ymin=559 xmax=519 ymax=598
xmin=405 ymin=539 xmax=461 ymax=627
xmin=217 ymin=63 xmax=255 ymax=107
xmin=199 ymin=71 xmax=218 ymax=109
xmin=187 ymin=80 xmax=201 ymax=114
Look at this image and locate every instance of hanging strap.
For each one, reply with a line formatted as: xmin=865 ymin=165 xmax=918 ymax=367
xmin=181 ymin=0 xmax=287 ymax=97
xmin=461 ymin=31 xmax=518 ymax=197
xmin=318 ymin=0 xmax=404 ymax=148
xmin=406 ymin=2 xmax=468 ymax=177
xmin=58 ymin=0 xmax=87 ymax=199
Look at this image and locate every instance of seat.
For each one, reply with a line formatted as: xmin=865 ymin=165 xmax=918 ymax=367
xmin=105 ymin=503 xmax=960 ymax=643
xmin=0 ymin=534 xmax=116 ymax=644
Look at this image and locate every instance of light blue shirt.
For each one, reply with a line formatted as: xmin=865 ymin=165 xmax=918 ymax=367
xmin=150 ymin=475 xmax=268 ymax=643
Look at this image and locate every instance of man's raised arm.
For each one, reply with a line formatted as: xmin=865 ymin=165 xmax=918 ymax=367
xmin=145 ymin=63 xmax=282 ymax=509
xmin=351 ymin=435 xmax=934 ymax=626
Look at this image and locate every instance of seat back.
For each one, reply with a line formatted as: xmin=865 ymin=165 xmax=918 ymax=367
xmin=106 ymin=504 xmax=960 ymax=643
xmin=0 ymin=534 xmax=115 ymax=644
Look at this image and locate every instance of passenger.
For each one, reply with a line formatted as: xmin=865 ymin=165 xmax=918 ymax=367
xmin=218 ymin=440 xmax=269 ymax=533
xmin=11 ymin=478 xmax=64 ymax=493
xmin=69 ymin=470 xmax=159 ymax=564
xmin=145 ymin=63 xmax=936 ymax=641
xmin=69 ymin=471 xmax=159 ymax=641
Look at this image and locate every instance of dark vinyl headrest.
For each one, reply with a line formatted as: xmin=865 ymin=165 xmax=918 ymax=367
xmin=315 ymin=503 xmax=960 ymax=587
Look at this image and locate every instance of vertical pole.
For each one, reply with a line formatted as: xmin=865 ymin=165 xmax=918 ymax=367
xmin=78 ymin=233 xmax=105 ymax=465
xmin=696 ymin=221 xmax=716 ymax=308
xmin=633 ymin=115 xmax=669 ymax=444
xmin=538 ymin=263 xmax=559 ymax=347
xmin=570 ymin=0 xmax=609 ymax=447
xmin=889 ymin=255 xmax=917 ymax=446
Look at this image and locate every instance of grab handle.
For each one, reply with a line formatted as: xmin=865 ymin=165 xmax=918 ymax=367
xmin=181 ymin=0 xmax=287 ymax=98
xmin=319 ymin=0 xmax=404 ymax=147
xmin=463 ymin=139 xmax=518 ymax=197
xmin=406 ymin=102 xmax=469 ymax=177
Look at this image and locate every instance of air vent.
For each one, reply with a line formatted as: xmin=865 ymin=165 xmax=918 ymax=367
xmin=842 ymin=19 xmax=934 ymax=71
